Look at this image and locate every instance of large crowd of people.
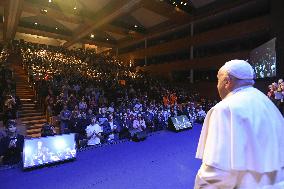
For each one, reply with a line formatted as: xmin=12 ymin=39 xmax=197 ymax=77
xmin=1 ymin=40 xmax=284 ymax=172
xmin=2 ymin=40 xmax=284 ymax=168
xmin=0 ymin=40 xmax=215 ymax=166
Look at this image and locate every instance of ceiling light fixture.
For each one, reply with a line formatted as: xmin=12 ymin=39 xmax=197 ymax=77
xmin=73 ymin=7 xmax=77 ymax=10
xmin=184 ymin=2 xmax=187 ymax=5
xmin=134 ymin=25 xmax=138 ymax=28
xmin=90 ymin=34 xmax=94 ymax=38
xmin=106 ymin=38 xmax=109 ymax=41
xmin=48 ymin=0 xmax=52 ymax=3
xmin=34 ymin=22 xmax=38 ymax=25
xmin=55 ymin=27 xmax=58 ymax=30
xmin=41 ymin=9 xmax=48 ymax=14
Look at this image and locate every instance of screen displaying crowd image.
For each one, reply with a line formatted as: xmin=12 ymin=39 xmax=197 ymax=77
xmin=249 ymin=37 xmax=276 ymax=79
xmin=23 ymin=134 xmax=76 ymax=168
xmin=171 ymin=115 xmax=192 ymax=130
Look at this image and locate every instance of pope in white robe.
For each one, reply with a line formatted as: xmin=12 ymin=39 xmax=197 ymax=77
xmin=194 ymin=60 xmax=284 ymax=189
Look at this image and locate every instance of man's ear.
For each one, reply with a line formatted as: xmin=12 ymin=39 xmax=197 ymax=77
xmin=224 ymin=76 xmax=232 ymax=88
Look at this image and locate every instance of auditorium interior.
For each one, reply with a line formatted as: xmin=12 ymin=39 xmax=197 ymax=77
xmin=0 ymin=0 xmax=284 ymax=188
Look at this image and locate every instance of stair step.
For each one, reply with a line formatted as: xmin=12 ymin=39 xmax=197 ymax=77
xmin=21 ymin=107 xmax=36 ymax=111
xmin=16 ymin=82 xmax=30 ymax=84
xmin=27 ymin=124 xmax=45 ymax=130
xmin=21 ymin=104 xmax=36 ymax=107
xmin=16 ymin=87 xmax=32 ymax=89
xmin=17 ymin=90 xmax=33 ymax=92
xmin=17 ymin=87 xmax=31 ymax=89
xmin=16 ymin=91 xmax=34 ymax=96
xmin=16 ymin=83 xmax=29 ymax=87
xmin=20 ymin=112 xmax=41 ymax=117
xmin=19 ymin=112 xmax=43 ymax=117
xmin=22 ymin=119 xmax=47 ymax=125
xmin=20 ymin=99 xmax=34 ymax=102
xmin=20 ymin=109 xmax=39 ymax=113
xmin=20 ymin=104 xmax=36 ymax=108
xmin=26 ymin=128 xmax=42 ymax=135
xmin=17 ymin=92 xmax=34 ymax=95
xmin=18 ymin=97 xmax=35 ymax=99
xmin=18 ymin=94 xmax=34 ymax=97
xmin=17 ymin=94 xmax=34 ymax=96
xmin=21 ymin=115 xmax=45 ymax=121
xmin=21 ymin=115 xmax=46 ymax=121
xmin=27 ymin=133 xmax=42 ymax=138
xmin=16 ymin=89 xmax=33 ymax=91
xmin=21 ymin=103 xmax=36 ymax=106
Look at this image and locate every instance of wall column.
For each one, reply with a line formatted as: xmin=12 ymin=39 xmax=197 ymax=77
xmin=271 ymin=0 xmax=284 ymax=78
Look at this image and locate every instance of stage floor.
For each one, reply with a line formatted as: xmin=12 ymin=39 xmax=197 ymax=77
xmin=0 ymin=125 xmax=202 ymax=189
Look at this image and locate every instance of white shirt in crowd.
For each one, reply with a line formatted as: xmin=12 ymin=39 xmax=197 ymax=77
xmin=133 ymin=119 xmax=146 ymax=131
xmin=85 ymin=123 xmax=102 ymax=145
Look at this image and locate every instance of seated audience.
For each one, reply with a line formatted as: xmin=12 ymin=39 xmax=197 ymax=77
xmin=1 ymin=40 xmax=218 ymax=150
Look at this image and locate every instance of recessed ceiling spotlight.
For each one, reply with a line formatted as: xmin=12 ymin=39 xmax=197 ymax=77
xmin=48 ymin=0 xmax=52 ymax=3
xmin=106 ymin=38 xmax=109 ymax=41
xmin=181 ymin=1 xmax=183 ymax=4
xmin=134 ymin=25 xmax=138 ymax=28
xmin=184 ymin=2 xmax=187 ymax=5
xmin=55 ymin=27 xmax=58 ymax=30
xmin=41 ymin=9 xmax=48 ymax=14
xmin=173 ymin=2 xmax=175 ymax=4
xmin=73 ymin=7 xmax=77 ymax=10
xmin=34 ymin=22 xmax=38 ymax=25
xmin=90 ymin=34 xmax=94 ymax=38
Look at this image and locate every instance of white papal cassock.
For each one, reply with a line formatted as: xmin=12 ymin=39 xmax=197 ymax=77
xmin=195 ymin=86 xmax=284 ymax=189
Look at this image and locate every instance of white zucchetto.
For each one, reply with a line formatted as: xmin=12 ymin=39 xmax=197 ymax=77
xmin=220 ymin=59 xmax=254 ymax=80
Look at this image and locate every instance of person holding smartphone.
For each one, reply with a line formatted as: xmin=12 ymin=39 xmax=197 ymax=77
xmin=0 ymin=120 xmax=24 ymax=165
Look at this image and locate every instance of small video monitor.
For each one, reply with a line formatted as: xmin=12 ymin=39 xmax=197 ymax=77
xmin=23 ymin=134 xmax=76 ymax=169
xmin=170 ymin=115 xmax=192 ymax=131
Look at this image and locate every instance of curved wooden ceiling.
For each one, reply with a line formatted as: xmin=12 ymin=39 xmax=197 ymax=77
xmin=0 ymin=0 xmax=239 ymax=48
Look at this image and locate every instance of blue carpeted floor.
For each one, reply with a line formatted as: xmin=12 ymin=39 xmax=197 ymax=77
xmin=0 ymin=125 xmax=202 ymax=189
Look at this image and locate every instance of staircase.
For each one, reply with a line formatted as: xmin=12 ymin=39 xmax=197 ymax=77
xmin=12 ymin=63 xmax=47 ymax=138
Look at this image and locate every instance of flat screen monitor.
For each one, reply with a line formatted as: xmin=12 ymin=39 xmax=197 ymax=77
xmin=249 ymin=38 xmax=277 ymax=79
xmin=23 ymin=134 xmax=76 ymax=169
xmin=170 ymin=115 xmax=192 ymax=131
